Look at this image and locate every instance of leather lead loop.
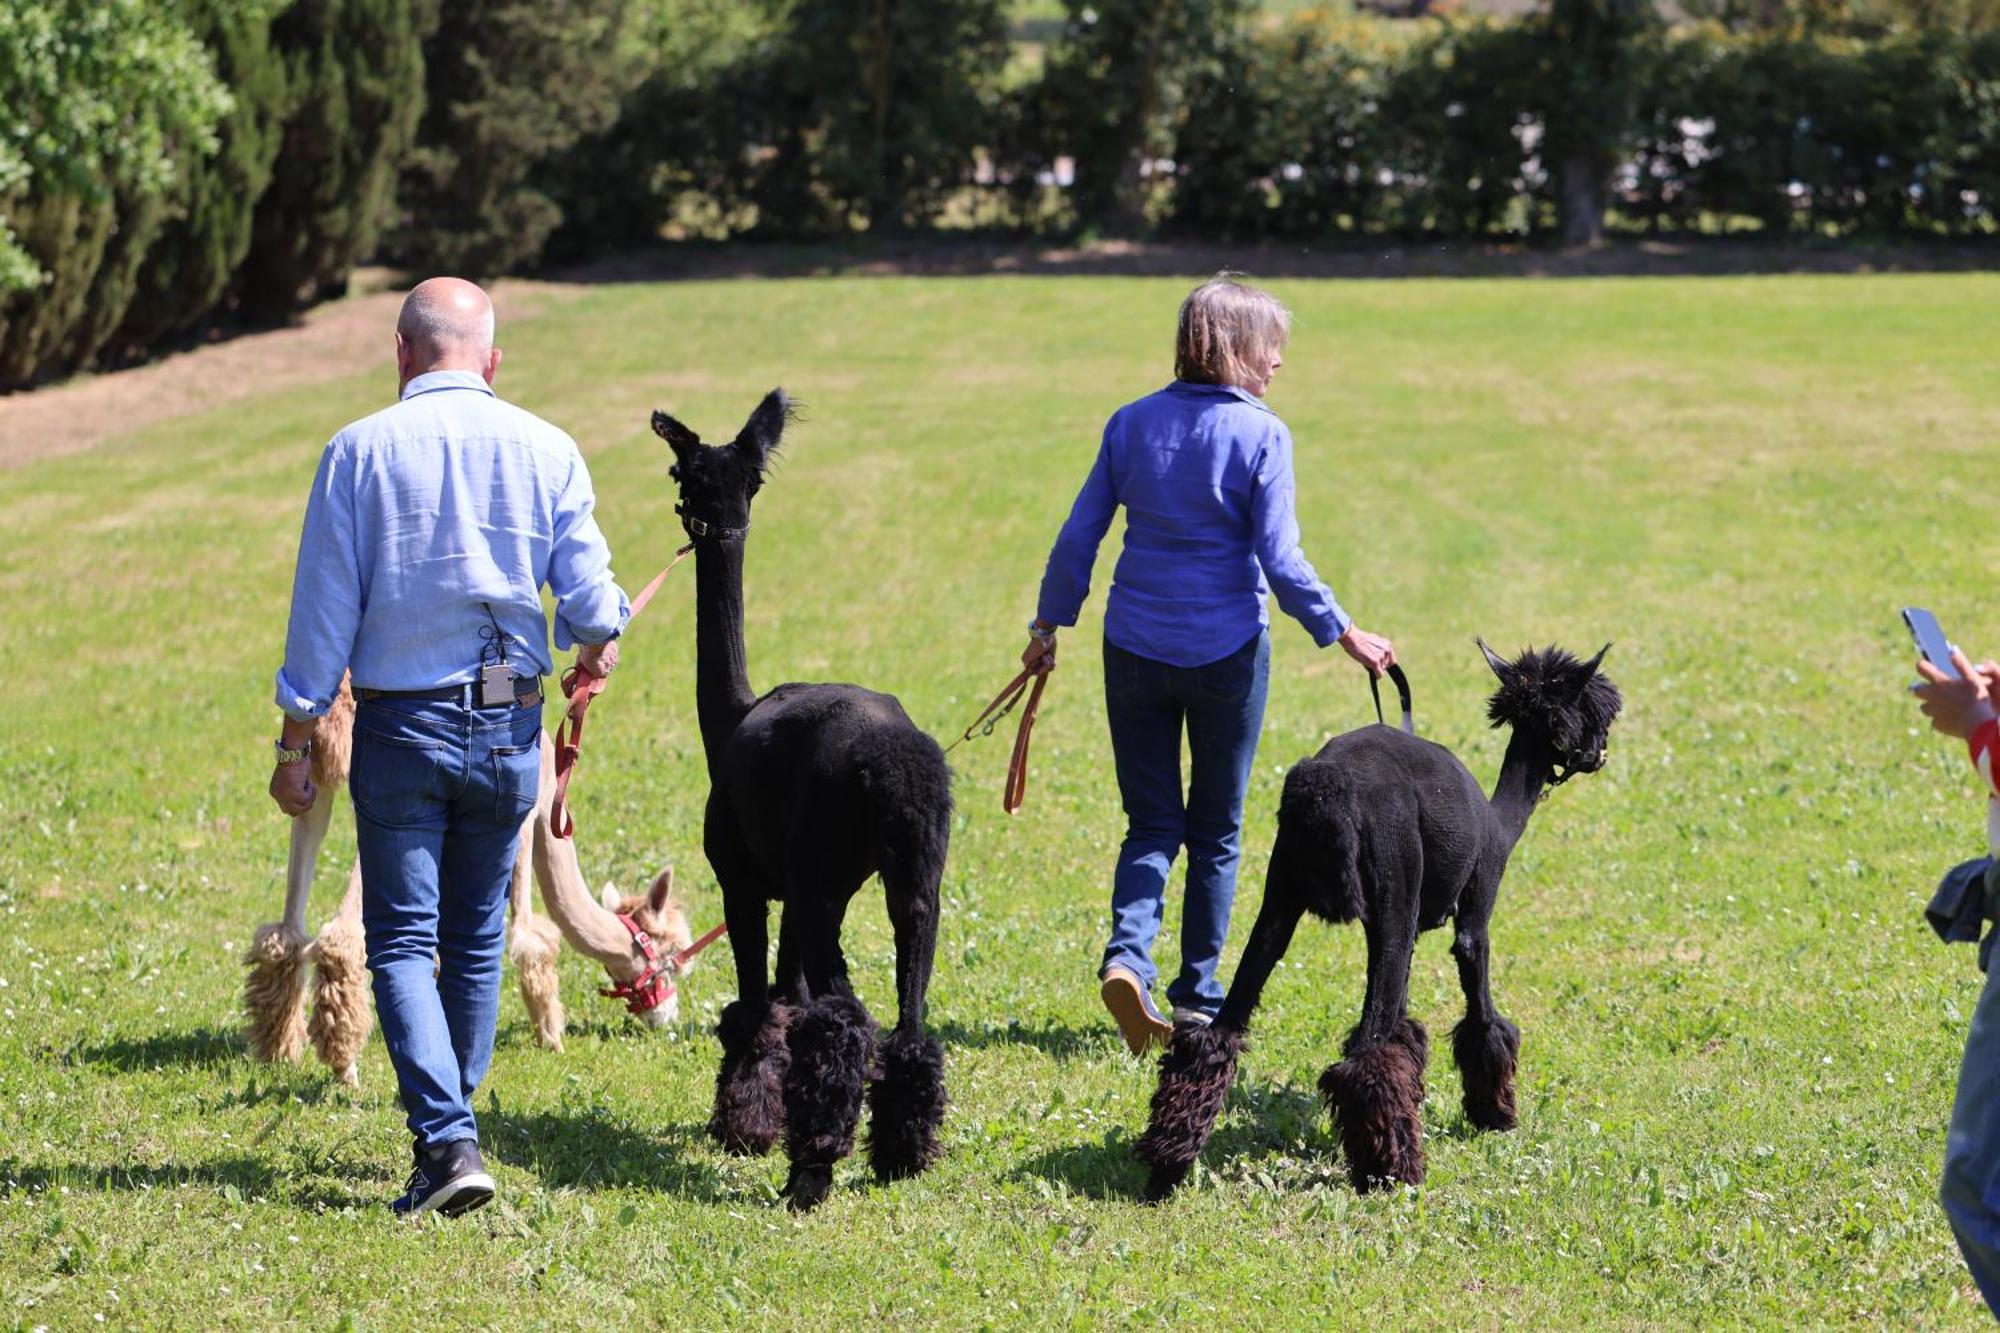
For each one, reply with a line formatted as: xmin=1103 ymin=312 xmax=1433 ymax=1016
xmin=1369 ymin=663 xmax=1415 ymax=735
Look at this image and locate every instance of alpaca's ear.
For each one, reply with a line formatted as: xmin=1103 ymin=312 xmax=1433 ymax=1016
xmin=645 ymin=866 xmax=676 ymax=914
xmin=1477 ymin=637 xmax=1513 ymax=682
xmin=599 ymin=883 xmax=623 ymax=914
xmin=651 ymin=409 xmax=699 ymax=462
xmin=733 ymin=388 xmax=792 ymax=473
xmin=1584 ymin=642 xmax=1612 ymax=673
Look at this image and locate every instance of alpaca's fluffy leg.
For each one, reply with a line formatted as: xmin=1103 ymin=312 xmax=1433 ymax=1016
xmin=1135 ymin=1023 xmax=1247 ymax=1201
xmin=710 ymin=999 xmax=792 ymax=1156
xmin=243 ymin=924 xmax=310 ymax=1063
xmin=1319 ymin=1018 xmax=1429 ymax=1192
xmin=868 ymin=1028 xmax=947 ymax=1182
xmin=1134 ymin=890 xmax=1302 ymax=1201
xmin=1452 ymin=1014 xmax=1521 ymax=1132
xmin=242 ymin=782 xmax=336 ymax=1062
xmin=867 ymin=865 xmax=947 ymax=1184
xmin=506 ymin=817 xmax=565 ymax=1051
xmin=307 ymin=863 xmax=373 ymax=1086
xmin=1450 ymin=920 xmax=1520 ymax=1131
xmin=782 ymin=995 xmax=878 ymax=1211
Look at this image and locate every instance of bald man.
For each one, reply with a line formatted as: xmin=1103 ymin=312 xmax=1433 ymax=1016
xmin=270 ymin=277 xmax=626 ymax=1218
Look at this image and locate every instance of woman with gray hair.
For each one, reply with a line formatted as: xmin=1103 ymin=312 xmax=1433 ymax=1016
xmin=1025 ymin=274 xmax=1395 ymax=1054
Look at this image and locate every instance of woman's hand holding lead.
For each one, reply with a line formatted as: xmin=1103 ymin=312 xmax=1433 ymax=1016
xmin=1337 ymin=626 xmax=1396 ymax=678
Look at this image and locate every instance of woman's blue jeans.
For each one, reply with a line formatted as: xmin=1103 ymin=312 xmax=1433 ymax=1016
xmin=1100 ymin=630 xmax=1270 ymax=1019
xmin=349 ymin=691 xmax=541 ymax=1148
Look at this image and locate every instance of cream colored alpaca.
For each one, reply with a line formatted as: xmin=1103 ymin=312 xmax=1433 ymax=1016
xmin=243 ymin=678 xmax=699 ymax=1080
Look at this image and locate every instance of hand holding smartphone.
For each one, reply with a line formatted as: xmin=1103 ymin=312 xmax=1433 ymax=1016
xmin=1908 ymin=606 xmax=1999 ymax=740
xmin=1905 ymin=606 xmax=1961 ymax=680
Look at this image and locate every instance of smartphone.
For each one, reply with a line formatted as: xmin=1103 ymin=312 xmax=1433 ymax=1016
xmin=1904 ymin=606 xmax=1962 ymax=679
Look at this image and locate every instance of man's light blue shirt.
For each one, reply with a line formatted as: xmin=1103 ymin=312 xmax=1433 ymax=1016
xmin=1036 ymin=381 xmax=1350 ymax=668
xmin=275 ymin=370 xmax=629 ymax=720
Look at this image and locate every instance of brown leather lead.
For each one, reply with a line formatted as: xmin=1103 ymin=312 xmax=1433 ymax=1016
xmin=947 ymin=662 xmax=1053 ymax=815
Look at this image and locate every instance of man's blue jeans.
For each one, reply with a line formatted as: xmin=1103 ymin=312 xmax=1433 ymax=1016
xmin=349 ymin=692 xmax=541 ymax=1148
xmin=1100 ymin=630 xmax=1270 ymax=1019
xmin=1945 ymin=933 xmax=2000 ymax=1315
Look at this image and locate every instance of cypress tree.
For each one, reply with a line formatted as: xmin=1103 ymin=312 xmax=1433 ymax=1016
xmin=389 ymin=0 xmax=642 ymax=277
xmin=232 ymin=0 xmax=439 ymax=323
xmin=113 ymin=0 xmax=290 ymax=355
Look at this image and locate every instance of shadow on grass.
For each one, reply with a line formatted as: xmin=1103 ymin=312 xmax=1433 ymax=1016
xmin=932 ymin=1018 xmax=1107 ymax=1060
xmin=550 ymin=234 xmax=2000 ymax=288
xmin=1013 ymin=1130 xmax=1147 ymax=1200
xmin=483 ymin=1107 xmax=730 ymax=1200
xmin=0 ymin=1155 xmax=370 ymax=1211
xmin=493 ymin=1014 xmax=712 ymax=1051
xmin=1011 ymin=1078 xmax=1334 ymax=1201
xmin=70 ymin=1026 xmax=242 ymax=1072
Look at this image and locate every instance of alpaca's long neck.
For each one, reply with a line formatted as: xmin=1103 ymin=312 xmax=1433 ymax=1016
xmin=1487 ymin=730 xmax=1555 ymax=849
xmin=693 ymin=538 xmax=756 ymax=763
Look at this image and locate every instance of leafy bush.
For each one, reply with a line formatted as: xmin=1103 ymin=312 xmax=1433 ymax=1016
xmin=0 ymin=0 xmax=233 ymax=388
xmin=1033 ymin=0 xmax=1253 ymax=234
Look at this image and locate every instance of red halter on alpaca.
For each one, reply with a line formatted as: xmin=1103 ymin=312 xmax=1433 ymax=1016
xmin=598 ymin=913 xmax=730 ymax=1016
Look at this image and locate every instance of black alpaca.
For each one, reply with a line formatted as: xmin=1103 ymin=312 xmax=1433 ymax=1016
xmin=1136 ymin=640 xmax=1621 ymax=1199
xmin=651 ymin=391 xmax=951 ymax=1211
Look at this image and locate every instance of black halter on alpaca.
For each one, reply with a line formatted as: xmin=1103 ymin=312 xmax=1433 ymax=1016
xmin=1135 ymin=640 xmax=1621 ymax=1200
xmin=651 ymin=391 xmax=953 ymax=1212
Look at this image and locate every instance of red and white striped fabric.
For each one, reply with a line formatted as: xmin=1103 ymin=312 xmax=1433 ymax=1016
xmin=1971 ymin=716 xmax=2000 ymax=850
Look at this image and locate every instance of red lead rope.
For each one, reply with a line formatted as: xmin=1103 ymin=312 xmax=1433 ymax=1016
xmin=549 ymin=544 xmax=693 ymax=840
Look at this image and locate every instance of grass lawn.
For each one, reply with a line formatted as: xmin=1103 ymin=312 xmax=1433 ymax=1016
xmin=0 ymin=270 xmax=1995 ymax=1326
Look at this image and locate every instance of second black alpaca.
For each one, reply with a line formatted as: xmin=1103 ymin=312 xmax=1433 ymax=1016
xmin=652 ymin=391 xmax=952 ymax=1212
xmin=1136 ymin=640 xmax=1622 ymax=1199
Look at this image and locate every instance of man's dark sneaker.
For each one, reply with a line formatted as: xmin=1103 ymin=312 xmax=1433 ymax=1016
xmin=392 ymin=1138 xmax=495 ymax=1220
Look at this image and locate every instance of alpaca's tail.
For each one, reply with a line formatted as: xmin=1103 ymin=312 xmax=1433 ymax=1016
xmin=1267 ymin=760 xmax=1365 ymax=924
xmin=1135 ymin=1023 xmax=1246 ymax=1201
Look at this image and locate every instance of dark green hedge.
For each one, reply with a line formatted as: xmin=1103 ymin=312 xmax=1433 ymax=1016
xmin=1167 ymin=14 xmax=2000 ymax=242
xmin=10 ymin=1 xmax=2000 ymax=392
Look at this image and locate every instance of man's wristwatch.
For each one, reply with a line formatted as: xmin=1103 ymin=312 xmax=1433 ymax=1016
xmin=274 ymin=738 xmax=314 ymax=766
xmin=1027 ymin=619 xmax=1058 ymax=644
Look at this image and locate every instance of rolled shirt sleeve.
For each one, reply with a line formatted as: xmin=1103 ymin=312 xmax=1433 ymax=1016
xmin=548 ymin=450 xmax=630 ymax=649
xmin=1035 ymin=430 xmax=1120 ymax=628
xmin=1250 ymin=422 xmax=1350 ymax=648
xmin=274 ymin=437 xmax=364 ymax=720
